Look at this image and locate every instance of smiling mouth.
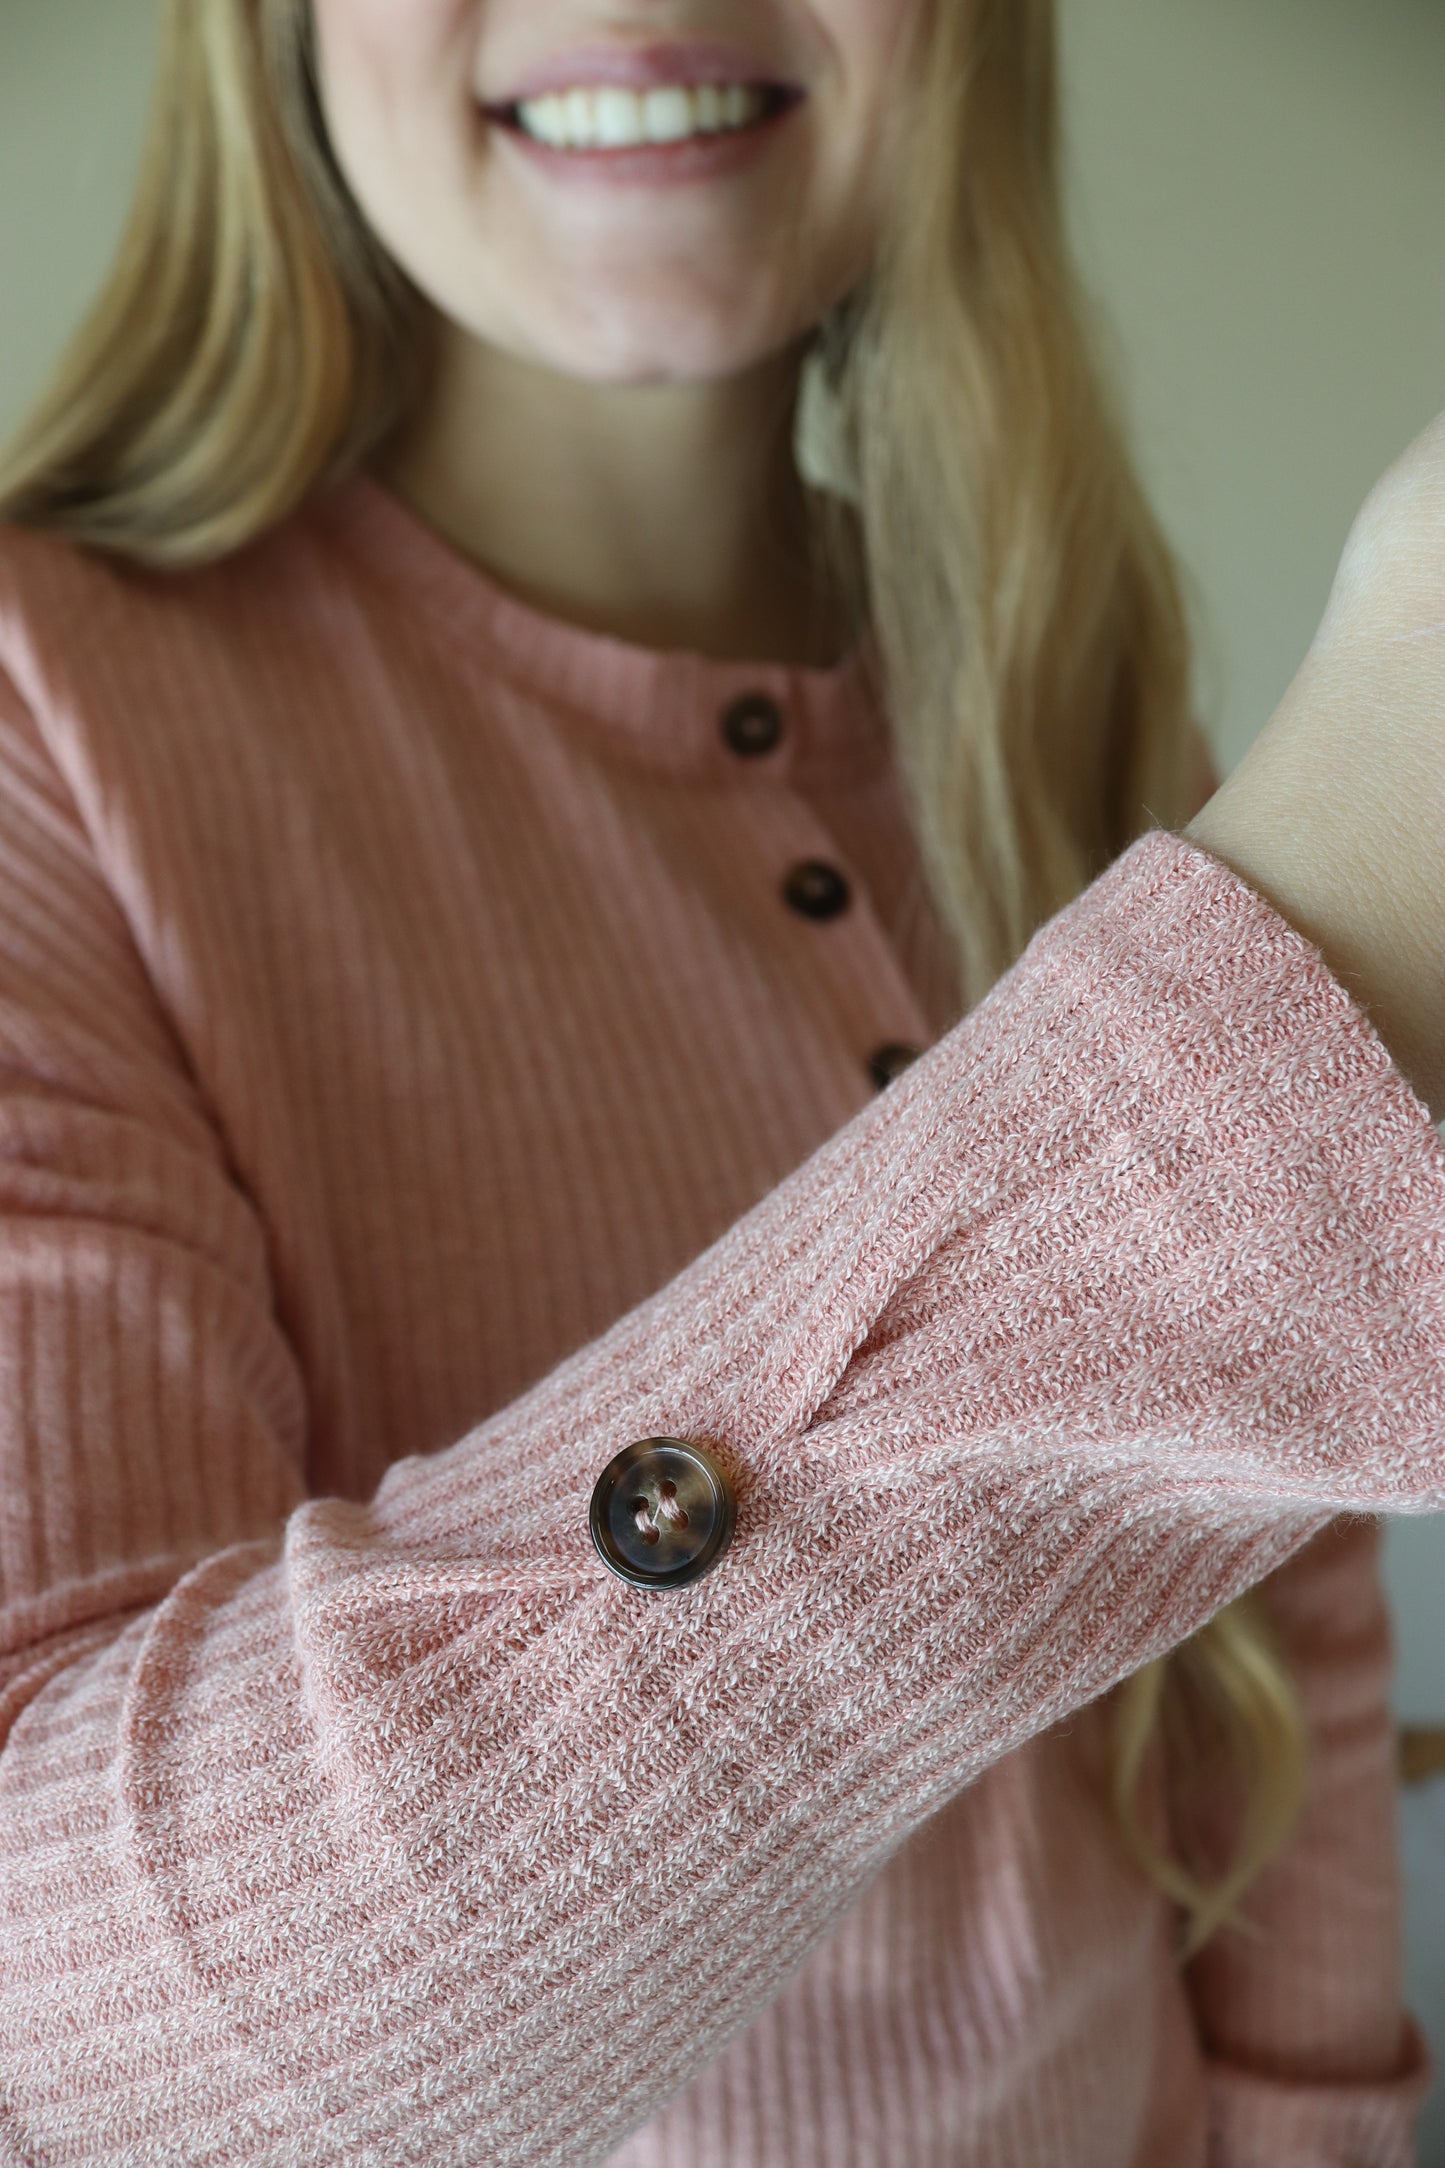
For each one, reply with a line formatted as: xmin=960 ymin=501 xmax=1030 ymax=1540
xmin=485 ymin=82 xmax=802 ymax=154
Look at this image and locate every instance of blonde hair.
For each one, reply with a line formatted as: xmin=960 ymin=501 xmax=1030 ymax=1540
xmin=0 ymin=0 xmax=1307 ymax=1960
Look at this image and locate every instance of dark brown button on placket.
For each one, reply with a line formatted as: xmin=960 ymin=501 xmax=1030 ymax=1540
xmin=867 ymin=1041 xmax=924 ymax=1090
xmin=589 ymin=1437 xmax=737 ymax=1590
xmin=782 ymin=860 xmax=851 ymax=921
xmin=721 ymin=694 xmax=784 ymax=758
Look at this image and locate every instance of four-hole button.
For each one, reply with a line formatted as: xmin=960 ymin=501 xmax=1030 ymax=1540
xmin=590 ymin=1436 xmax=737 ymax=1590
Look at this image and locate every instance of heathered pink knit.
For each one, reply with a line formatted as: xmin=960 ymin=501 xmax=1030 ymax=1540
xmin=0 ymin=468 xmax=1439 ymax=2166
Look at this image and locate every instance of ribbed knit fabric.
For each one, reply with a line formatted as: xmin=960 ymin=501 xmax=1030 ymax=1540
xmin=0 ymin=470 xmax=1439 ymax=2167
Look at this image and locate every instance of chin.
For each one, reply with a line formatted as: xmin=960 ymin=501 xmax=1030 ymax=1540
xmin=529 ymin=302 xmax=807 ymax=387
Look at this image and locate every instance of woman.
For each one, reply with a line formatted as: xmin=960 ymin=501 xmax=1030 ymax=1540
xmin=0 ymin=0 xmax=1442 ymax=2159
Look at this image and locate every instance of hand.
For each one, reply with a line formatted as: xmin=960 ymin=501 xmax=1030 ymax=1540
xmin=1185 ymin=407 xmax=1445 ymax=1122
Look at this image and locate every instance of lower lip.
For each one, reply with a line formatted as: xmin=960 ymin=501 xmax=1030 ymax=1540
xmin=491 ymin=102 xmax=801 ymax=188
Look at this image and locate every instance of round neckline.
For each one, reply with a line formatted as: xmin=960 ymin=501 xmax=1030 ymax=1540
xmin=308 ymin=465 xmax=891 ymax=785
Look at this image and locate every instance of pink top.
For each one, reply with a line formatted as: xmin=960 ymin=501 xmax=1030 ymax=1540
xmin=0 ymin=469 xmax=1438 ymax=2167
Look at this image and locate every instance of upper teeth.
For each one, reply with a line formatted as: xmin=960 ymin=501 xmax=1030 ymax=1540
xmin=515 ymin=83 xmax=770 ymax=151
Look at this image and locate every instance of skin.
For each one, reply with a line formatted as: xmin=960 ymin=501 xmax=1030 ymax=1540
xmin=309 ymin=0 xmax=922 ymax=664
xmin=1187 ymin=407 xmax=1445 ymax=1122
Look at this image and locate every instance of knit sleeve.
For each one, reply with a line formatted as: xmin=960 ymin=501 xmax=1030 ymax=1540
xmin=3 ymin=669 xmax=1445 ymax=2167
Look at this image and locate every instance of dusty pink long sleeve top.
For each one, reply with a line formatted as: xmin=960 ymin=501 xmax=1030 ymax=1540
xmin=0 ymin=470 xmax=1438 ymax=2166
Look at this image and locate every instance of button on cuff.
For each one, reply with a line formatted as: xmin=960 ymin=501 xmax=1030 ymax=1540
xmin=590 ymin=1437 xmax=737 ymax=1590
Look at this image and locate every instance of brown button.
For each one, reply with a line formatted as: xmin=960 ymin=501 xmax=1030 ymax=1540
xmin=782 ymin=860 xmax=851 ymax=920
xmin=589 ymin=1437 xmax=737 ymax=1590
xmin=868 ymin=1042 xmax=924 ymax=1090
xmin=721 ymin=693 xmax=784 ymax=758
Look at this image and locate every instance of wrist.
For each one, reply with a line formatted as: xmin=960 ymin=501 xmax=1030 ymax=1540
xmin=1187 ymin=667 xmax=1445 ymax=1127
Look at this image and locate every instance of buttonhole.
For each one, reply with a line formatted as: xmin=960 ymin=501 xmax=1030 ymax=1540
xmin=628 ymin=1496 xmax=662 ymax=1544
xmin=657 ymin=1479 xmax=689 ymax=1529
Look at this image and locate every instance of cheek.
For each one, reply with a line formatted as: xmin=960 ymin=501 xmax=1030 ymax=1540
xmin=310 ymin=0 xmax=486 ymax=262
xmin=824 ymin=0 xmax=928 ymax=97
xmin=809 ymin=0 xmax=928 ymax=239
xmin=852 ymin=0 xmax=931 ymax=197
xmin=310 ymin=0 xmax=476 ymax=142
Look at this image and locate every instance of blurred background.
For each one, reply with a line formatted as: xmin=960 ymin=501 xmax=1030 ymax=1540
xmin=2 ymin=0 xmax=1444 ymax=2151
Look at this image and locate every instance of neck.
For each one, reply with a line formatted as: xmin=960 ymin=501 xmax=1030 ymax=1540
xmin=372 ymin=320 xmax=856 ymax=669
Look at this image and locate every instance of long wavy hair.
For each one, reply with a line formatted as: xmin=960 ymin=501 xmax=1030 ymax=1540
xmin=0 ymin=0 xmax=1307 ymax=1959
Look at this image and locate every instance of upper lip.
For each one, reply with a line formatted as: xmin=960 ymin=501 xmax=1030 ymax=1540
xmin=485 ymin=40 xmax=801 ymax=109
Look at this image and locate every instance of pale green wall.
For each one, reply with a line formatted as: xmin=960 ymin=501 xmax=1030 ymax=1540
xmin=1063 ymin=0 xmax=1445 ymax=773
xmin=0 ymin=0 xmax=159 ymax=425
xmin=1 ymin=2 xmax=1443 ymax=1718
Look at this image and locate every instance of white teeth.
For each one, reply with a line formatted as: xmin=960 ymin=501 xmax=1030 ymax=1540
xmin=594 ymin=87 xmax=644 ymax=147
xmin=642 ymin=86 xmax=695 ymax=143
xmin=514 ymin=82 xmax=771 ymax=151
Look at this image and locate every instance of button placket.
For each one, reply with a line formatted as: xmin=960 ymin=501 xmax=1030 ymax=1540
xmin=774 ymin=811 xmax=935 ymax=1094
xmin=717 ymin=705 xmax=937 ymax=1098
